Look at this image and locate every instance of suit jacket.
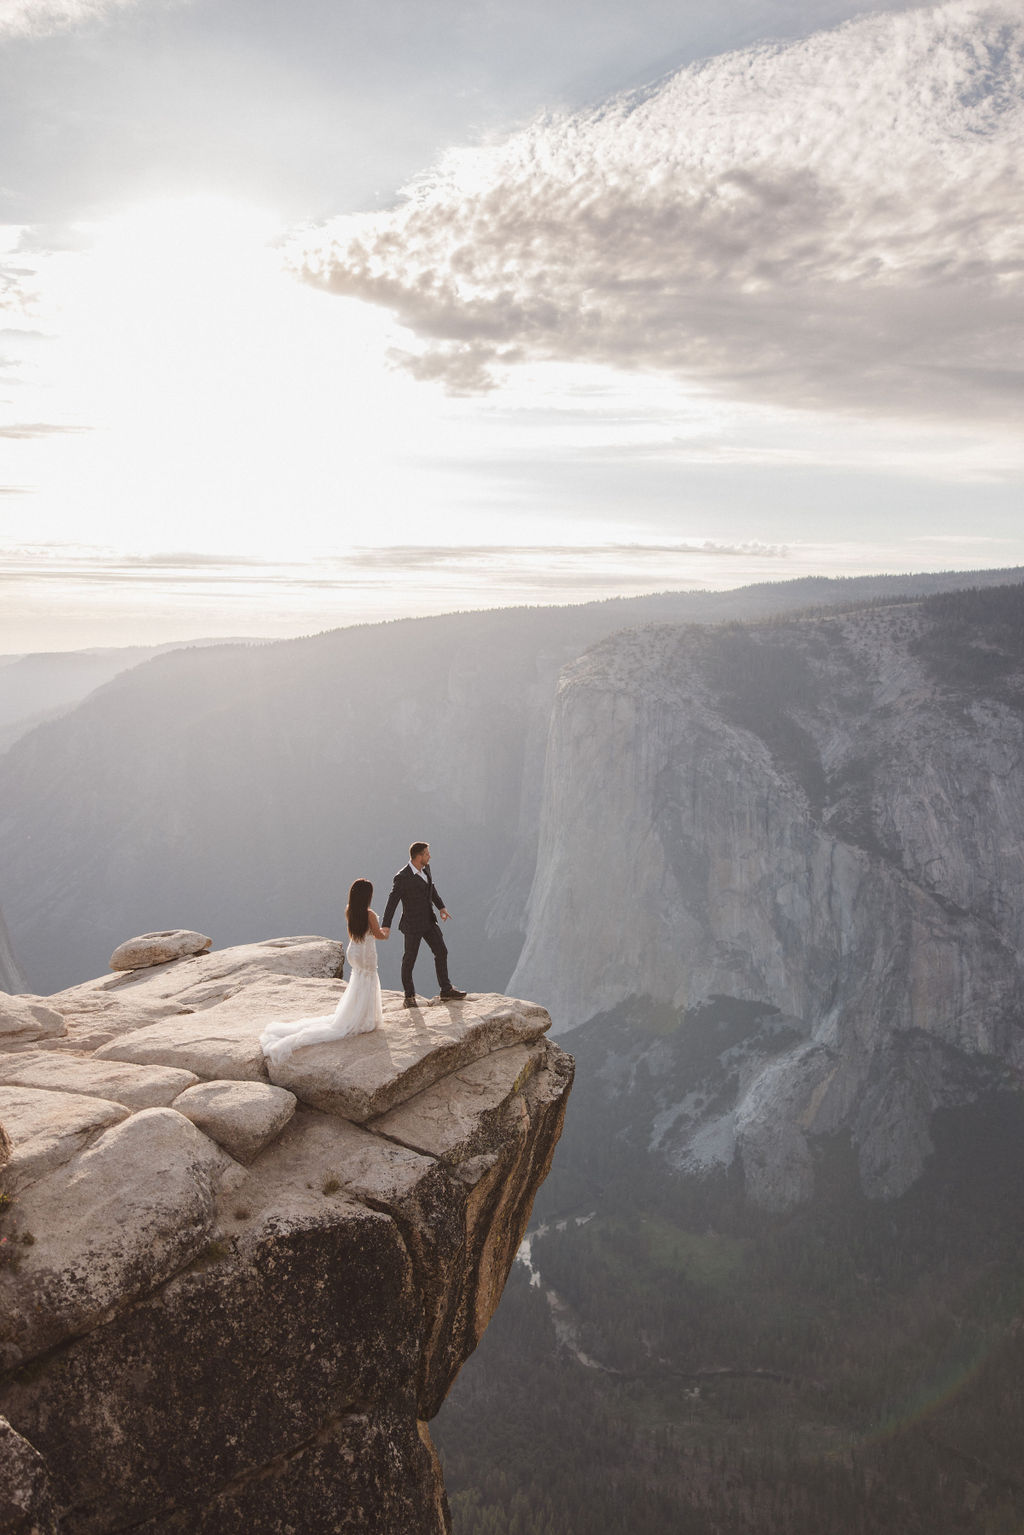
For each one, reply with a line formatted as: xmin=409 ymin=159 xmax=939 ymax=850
xmin=382 ymin=865 xmax=446 ymax=936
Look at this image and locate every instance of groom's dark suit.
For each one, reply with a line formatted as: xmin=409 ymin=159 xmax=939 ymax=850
xmin=382 ymin=864 xmax=453 ymax=999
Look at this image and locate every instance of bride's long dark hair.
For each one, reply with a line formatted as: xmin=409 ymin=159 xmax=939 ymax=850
xmin=346 ymin=878 xmax=373 ymax=940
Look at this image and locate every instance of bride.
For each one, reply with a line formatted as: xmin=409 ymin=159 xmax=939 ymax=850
xmin=260 ymin=879 xmax=387 ymax=1065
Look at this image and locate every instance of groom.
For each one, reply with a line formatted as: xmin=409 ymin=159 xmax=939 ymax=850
xmin=381 ymin=842 xmax=467 ymax=1008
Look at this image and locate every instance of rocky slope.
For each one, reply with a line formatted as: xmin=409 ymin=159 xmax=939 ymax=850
xmin=511 ymin=586 xmax=1024 ymax=1207
xmin=0 ymin=937 xmax=572 ymax=1533
xmin=4 ymin=570 xmax=1022 ymax=999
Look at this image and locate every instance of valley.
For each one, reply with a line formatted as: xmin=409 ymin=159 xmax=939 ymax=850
xmin=4 ymin=569 xmax=1024 ymax=1533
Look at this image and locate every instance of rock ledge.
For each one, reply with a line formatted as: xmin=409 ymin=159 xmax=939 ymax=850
xmin=0 ymin=937 xmax=573 ymax=1535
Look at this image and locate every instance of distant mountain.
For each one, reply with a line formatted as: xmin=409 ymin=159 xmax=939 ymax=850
xmin=4 ymin=568 xmax=1021 ymax=998
xmin=0 ymin=637 xmax=256 ymax=755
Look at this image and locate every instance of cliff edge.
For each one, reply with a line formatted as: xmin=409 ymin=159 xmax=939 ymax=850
xmin=0 ymin=936 xmax=573 ymax=1533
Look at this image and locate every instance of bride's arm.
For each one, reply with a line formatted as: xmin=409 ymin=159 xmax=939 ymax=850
xmin=368 ymin=910 xmax=387 ymax=939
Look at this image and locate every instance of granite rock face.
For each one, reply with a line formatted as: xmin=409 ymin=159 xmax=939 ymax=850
xmin=0 ymin=1416 xmax=57 ymax=1535
xmin=0 ymin=936 xmax=572 ymax=1534
xmin=0 ymin=1085 xmax=130 ymax=1197
xmin=0 ymin=1051 xmax=198 ymax=1111
xmin=512 ymin=592 xmax=1024 ymax=1207
xmin=43 ymin=936 xmax=346 ymax=1056
xmin=0 ymin=997 xmax=66 ymax=1051
xmin=0 ymin=911 xmax=26 ymax=998
xmin=266 ymin=992 xmax=552 ymax=1121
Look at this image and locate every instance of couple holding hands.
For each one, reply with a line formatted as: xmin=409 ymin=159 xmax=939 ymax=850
xmin=261 ymin=842 xmax=467 ymax=1065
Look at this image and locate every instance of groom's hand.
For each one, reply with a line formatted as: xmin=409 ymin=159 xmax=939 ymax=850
xmin=380 ymin=927 xmax=390 ymax=938
xmin=440 ymin=909 xmax=450 ymax=921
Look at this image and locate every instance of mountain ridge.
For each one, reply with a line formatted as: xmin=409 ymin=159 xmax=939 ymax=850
xmin=4 ymin=567 xmax=1023 ymax=998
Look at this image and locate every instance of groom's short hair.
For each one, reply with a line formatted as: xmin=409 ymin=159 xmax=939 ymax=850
xmin=409 ymin=841 xmax=429 ymax=861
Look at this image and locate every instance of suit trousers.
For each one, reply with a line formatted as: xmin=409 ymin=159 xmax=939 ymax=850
xmin=402 ymin=924 xmax=451 ymax=997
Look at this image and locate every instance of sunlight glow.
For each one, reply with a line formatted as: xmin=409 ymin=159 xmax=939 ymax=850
xmin=2 ymin=189 xmax=1023 ymax=650
xmin=34 ymin=196 xmax=434 ymax=557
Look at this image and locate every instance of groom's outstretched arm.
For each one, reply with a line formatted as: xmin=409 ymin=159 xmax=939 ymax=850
xmin=382 ymin=878 xmax=402 ymax=931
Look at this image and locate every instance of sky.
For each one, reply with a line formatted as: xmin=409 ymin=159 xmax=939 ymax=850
xmin=1 ymin=0 xmax=1021 ymax=651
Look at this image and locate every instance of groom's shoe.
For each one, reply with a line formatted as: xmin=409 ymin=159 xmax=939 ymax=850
xmin=402 ymin=996 xmax=419 ymax=1009
xmin=439 ymin=988 xmax=467 ymax=1001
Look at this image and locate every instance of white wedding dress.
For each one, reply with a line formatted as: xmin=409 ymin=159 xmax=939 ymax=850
xmin=260 ymin=934 xmax=383 ymax=1065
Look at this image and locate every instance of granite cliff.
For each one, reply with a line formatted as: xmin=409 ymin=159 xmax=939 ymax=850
xmin=0 ymin=915 xmax=24 ymax=998
xmin=511 ymin=586 xmax=1024 ymax=1208
xmin=0 ymin=937 xmax=572 ymax=1533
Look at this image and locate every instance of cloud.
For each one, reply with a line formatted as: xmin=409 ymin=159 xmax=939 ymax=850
xmin=0 ymin=0 xmax=144 ymax=37
xmin=337 ymin=541 xmax=787 ymax=572
xmin=0 ymin=541 xmax=793 ymax=607
xmin=0 ymin=423 xmax=89 ymax=439
xmin=120 ymin=551 xmax=269 ymax=568
xmin=1 ymin=264 xmax=36 ymax=318
xmin=297 ymin=1 xmax=1024 ymax=424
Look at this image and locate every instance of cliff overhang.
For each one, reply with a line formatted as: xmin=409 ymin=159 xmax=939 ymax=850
xmin=0 ymin=936 xmax=573 ymax=1533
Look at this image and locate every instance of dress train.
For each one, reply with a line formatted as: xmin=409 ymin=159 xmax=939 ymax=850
xmin=260 ymin=934 xmax=382 ymax=1065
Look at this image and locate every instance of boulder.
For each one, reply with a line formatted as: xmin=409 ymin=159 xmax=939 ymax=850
xmin=0 ymin=1050 xmax=198 ymax=1111
xmin=0 ymin=995 xmax=65 ymax=1051
xmin=267 ymin=991 xmax=553 ymax=1121
xmin=172 ymin=1080 xmax=297 ymax=1164
xmin=0 ymin=1107 xmax=228 ymax=1367
xmin=0 ymin=1085 xmax=129 ymax=1194
xmin=110 ymin=930 xmax=213 ymax=971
